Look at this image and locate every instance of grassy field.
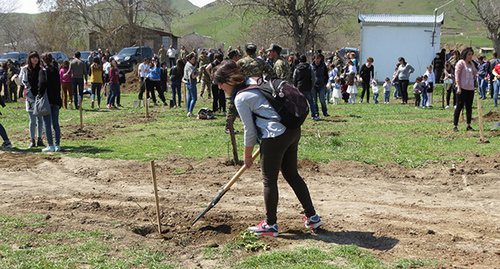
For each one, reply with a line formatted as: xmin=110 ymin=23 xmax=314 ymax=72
xmin=1 ymin=83 xmax=498 ymax=166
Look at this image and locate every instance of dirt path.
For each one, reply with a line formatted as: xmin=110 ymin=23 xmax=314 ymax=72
xmin=0 ymin=151 xmax=498 ymax=268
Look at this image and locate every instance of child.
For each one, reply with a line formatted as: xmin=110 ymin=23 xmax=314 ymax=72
xmin=346 ymin=72 xmax=357 ymax=104
xmin=331 ymin=77 xmax=342 ymax=105
xmin=423 ymin=65 xmax=435 ymax=107
xmin=413 ymin=76 xmax=423 ymax=108
xmin=421 ymin=75 xmax=428 ymax=108
xmin=371 ymin=79 xmax=379 ymax=104
xmin=326 ymin=64 xmax=337 ymax=104
xmin=383 ymin=77 xmax=391 ymax=103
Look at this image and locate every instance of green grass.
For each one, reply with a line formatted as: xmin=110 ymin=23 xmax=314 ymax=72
xmin=234 ymin=244 xmax=441 ymax=268
xmin=1 ymin=83 xmax=498 ymax=167
xmin=0 ymin=214 xmax=176 ymax=268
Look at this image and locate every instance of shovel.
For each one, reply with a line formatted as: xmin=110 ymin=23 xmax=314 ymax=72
xmin=192 ymin=148 xmax=260 ymax=225
xmin=492 ymin=121 xmax=500 ymax=131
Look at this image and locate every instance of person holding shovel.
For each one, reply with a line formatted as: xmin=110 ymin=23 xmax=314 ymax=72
xmin=213 ymin=59 xmax=322 ymax=237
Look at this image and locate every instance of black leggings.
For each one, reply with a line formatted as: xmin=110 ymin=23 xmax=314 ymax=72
xmin=360 ymin=79 xmax=370 ymax=102
xmin=454 ymin=89 xmax=474 ymax=126
xmin=261 ymin=127 xmax=316 ymax=225
xmin=146 ymin=79 xmax=167 ymax=104
xmin=399 ymin=80 xmax=409 ymax=103
xmin=212 ymin=84 xmax=226 ymax=112
xmin=445 ymin=83 xmax=456 ymax=107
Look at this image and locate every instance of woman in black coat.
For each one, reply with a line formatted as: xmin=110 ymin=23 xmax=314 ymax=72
xmin=39 ymin=53 xmax=63 ymax=152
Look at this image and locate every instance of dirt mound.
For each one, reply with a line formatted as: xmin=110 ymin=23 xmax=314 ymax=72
xmin=483 ymin=110 xmax=500 ymax=121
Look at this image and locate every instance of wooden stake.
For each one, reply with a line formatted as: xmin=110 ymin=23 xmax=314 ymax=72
xmin=477 ymin=97 xmax=485 ymax=141
xmin=150 ymin=160 xmax=162 ymax=235
xmin=145 ymin=98 xmax=149 ymax=118
xmin=227 ymin=120 xmax=239 ymax=164
xmin=79 ymin=97 xmax=83 ymax=130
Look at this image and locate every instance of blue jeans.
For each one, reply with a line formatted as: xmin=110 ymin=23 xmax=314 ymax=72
xmin=373 ymin=93 xmax=379 ymax=104
xmin=421 ymin=91 xmax=428 ymax=106
xmin=108 ymin=83 xmax=119 ymax=106
xmin=171 ymin=81 xmax=182 ymax=107
xmin=478 ymin=76 xmax=487 ymax=98
xmin=72 ymin=77 xmax=85 ymax=108
xmin=494 ymin=80 xmax=500 ymax=107
xmin=301 ymin=90 xmax=315 ymax=117
xmin=91 ymin=83 xmax=102 ymax=106
xmin=326 ymin=86 xmax=333 ymax=103
xmin=42 ymin=105 xmax=61 ymax=146
xmin=312 ymin=85 xmax=328 ymax=116
xmin=393 ymin=83 xmax=401 ymax=98
xmin=384 ymin=91 xmax=390 ymax=102
xmin=28 ymin=112 xmax=43 ymax=139
xmin=186 ymin=81 xmax=197 ymax=112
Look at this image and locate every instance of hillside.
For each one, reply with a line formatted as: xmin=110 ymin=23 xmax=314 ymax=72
xmin=172 ymin=0 xmax=199 ymax=15
xmin=172 ymin=0 xmax=491 ymax=50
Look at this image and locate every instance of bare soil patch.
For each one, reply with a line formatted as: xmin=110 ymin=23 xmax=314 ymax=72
xmin=0 ymin=151 xmax=498 ymax=268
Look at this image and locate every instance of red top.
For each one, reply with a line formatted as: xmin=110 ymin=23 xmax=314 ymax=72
xmin=109 ymin=68 xmax=120 ymax=84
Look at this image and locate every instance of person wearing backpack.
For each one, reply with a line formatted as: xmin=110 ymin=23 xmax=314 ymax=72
xmin=213 ymin=59 xmax=322 ymax=237
xmin=293 ymin=55 xmax=316 ymax=120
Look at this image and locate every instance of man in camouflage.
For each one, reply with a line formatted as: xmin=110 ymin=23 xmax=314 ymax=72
xmin=198 ymin=50 xmax=211 ymax=99
xmin=157 ymin=45 xmax=167 ymax=65
xmin=267 ymin=44 xmax=291 ymax=82
xmin=237 ymin=43 xmax=277 ymax=79
xmin=223 ymin=43 xmax=277 ymax=134
xmin=179 ymin=46 xmax=189 ymax=63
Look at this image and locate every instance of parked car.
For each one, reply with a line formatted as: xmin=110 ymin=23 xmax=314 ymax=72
xmin=79 ymin=51 xmax=93 ymax=64
xmin=49 ymin=51 xmax=69 ymax=64
xmin=112 ymin=46 xmax=154 ymax=70
xmin=339 ymin=47 xmax=359 ymax=61
xmin=0 ymin=52 xmax=28 ymax=67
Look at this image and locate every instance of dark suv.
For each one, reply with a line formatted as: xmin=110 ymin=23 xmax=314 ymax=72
xmin=0 ymin=52 xmax=28 ymax=67
xmin=112 ymin=46 xmax=154 ymax=70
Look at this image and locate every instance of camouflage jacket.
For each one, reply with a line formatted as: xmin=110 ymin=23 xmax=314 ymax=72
xmin=237 ymin=54 xmax=277 ymax=79
xmin=198 ymin=55 xmax=210 ymax=66
xmin=158 ymin=48 xmax=167 ymax=63
xmin=179 ymin=49 xmax=189 ymax=61
xmin=273 ymin=56 xmax=291 ymax=82
xmin=332 ymin=56 xmax=344 ymax=69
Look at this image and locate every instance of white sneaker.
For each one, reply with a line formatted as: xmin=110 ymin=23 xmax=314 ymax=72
xmin=54 ymin=146 xmax=61 ymax=152
xmin=42 ymin=146 xmax=55 ymax=152
xmin=445 ymin=105 xmax=449 ymax=109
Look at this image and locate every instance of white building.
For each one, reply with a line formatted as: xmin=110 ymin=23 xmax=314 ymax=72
xmin=358 ymin=13 xmax=444 ymax=82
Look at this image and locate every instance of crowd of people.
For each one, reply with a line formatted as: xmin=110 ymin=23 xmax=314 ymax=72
xmin=0 ymin=44 xmax=499 ymax=150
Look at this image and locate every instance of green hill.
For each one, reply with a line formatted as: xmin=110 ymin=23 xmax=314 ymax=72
xmin=171 ymin=0 xmax=199 ymax=15
xmin=172 ymin=0 xmax=492 ymax=50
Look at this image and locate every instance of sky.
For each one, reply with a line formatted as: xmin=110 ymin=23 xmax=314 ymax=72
xmin=15 ymin=0 xmax=216 ymax=14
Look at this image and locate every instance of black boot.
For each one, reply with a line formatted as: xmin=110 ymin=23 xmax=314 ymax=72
xmin=36 ymin=138 xmax=45 ymax=147
xmin=28 ymin=139 xmax=35 ymax=149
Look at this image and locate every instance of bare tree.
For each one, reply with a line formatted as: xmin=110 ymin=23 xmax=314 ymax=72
xmin=459 ymin=0 xmax=500 ymax=54
xmin=232 ymin=0 xmax=361 ymax=55
xmin=36 ymin=0 xmax=177 ymax=49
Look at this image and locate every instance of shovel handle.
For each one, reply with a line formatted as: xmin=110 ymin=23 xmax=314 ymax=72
xmin=223 ymin=148 xmax=260 ymax=191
